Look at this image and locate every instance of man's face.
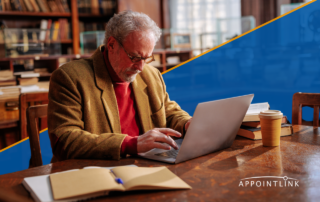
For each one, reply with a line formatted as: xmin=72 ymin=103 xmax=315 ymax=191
xmin=108 ymin=31 xmax=155 ymax=82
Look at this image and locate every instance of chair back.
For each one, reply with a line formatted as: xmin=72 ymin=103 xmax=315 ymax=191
xmin=292 ymin=92 xmax=320 ymax=127
xmin=27 ymin=104 xmax=48 ymax=168
xmin=20 ymin=92 xmax=48 ymax=140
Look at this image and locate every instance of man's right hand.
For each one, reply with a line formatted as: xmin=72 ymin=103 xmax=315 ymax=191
xmin=137 ymin=128 xmax=182 ymax=153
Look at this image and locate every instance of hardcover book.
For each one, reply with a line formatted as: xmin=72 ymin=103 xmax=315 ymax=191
xmin=241 ymin=116 xmax=288 ymax=128
xmin=237 ymin=124 xmax=293 ymax=140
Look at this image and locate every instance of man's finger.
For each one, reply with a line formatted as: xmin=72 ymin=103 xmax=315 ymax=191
xmin=154 ymin=133 xmax=178 ymax=150
xmin=155 ymin=128 xmax=181 ymax=137
xmin=152 ymin=142 xmax=171 ymax=150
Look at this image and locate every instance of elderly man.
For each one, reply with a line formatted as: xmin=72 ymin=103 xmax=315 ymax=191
xmin=48 ymin=11 xmax=192 ymax=161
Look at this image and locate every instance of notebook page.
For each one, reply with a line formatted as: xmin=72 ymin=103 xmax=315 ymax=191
xmin=50 ymin=168 xmax=124 ymax=200
xmin=111 ymin=166 xmax=191 ymax=191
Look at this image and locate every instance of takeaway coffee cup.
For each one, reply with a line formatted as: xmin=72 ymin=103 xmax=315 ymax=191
xmin=259 ymin=110 xmax=283 ymax=147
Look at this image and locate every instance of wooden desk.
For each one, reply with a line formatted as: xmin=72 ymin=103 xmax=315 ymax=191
xmin=0 ymin=125 xmax=320 ymax=201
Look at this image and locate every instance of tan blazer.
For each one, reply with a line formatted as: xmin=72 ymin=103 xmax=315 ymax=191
xmin=48 ymin=46 xmax=191 ymax=161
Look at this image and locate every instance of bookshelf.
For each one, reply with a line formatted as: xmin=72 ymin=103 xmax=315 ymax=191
xmin=152 ymin=49 xmax=193 ymax=72
xmin=0 ymin=11 xmax=71 ymax=17
xmin=0 ymin=0 xmax=117 ymax=55
xmin=0 ymin=0 xmax=194 ymax=149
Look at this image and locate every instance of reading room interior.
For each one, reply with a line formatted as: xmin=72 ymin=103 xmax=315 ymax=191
xmin=0 ymin=0 xmax=319 ymax=201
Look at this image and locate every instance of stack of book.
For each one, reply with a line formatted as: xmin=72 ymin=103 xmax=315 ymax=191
xmin=0 ymin=70 xmax=16 ymax=87
xmin=34 ymin=67 xmax=50 ymax=76
xmin=0 ymin=86 xmax=20 ymax=101
xmin=237 ymin=102 xmax=293 ymax=140
xmin=14 ymin=71 xmax=40 ymax=86
xmin=0 ymin=0 xmax=70 ymax=13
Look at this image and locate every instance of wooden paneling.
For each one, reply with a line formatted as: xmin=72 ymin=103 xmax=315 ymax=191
xmin=118 ymin=0 xmax=162 ymax=28
xmin=161 ymin=0 xmax=170 ymax=29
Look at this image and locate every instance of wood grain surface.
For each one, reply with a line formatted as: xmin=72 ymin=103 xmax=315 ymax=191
xmin=0 ymin=125 xmax=319 ymax=201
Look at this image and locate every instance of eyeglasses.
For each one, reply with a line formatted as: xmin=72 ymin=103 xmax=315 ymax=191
xmin=116 ymin=39 xmax=155 ymax=64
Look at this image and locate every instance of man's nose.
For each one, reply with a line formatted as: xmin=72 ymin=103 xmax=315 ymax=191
xmin=134 ymin=60 xmax=144 ymax=71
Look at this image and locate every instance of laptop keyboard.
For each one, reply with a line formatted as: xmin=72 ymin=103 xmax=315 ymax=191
xmin=155 ymin=149 xmax=179 ymax=158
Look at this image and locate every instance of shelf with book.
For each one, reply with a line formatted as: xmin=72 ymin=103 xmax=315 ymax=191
xmin=0 ymin=54 xmax=91 ymax=70
xmin=0 ymin=11 xmax=71 ymax=17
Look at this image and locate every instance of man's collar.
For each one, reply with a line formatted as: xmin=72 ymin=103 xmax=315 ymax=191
xmin=103 ymin=47 xmax=125 ymax=83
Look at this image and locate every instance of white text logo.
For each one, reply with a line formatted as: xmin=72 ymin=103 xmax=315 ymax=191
xmin=239 ymin=176 xmax=299 ymax=187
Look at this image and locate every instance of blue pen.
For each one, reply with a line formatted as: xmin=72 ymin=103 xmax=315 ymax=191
xmin=110 ymin=170 xmax=124 ymax=184
xmin=115 ymin=177 xmax=124 ymax=184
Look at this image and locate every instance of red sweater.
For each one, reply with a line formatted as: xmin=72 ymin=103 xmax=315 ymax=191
xmin=103 ymin=49 xmax=140 ymax=155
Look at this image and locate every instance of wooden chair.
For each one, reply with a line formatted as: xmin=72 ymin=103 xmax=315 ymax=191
xmin=27 ymin=104 xmax=48 ymax=168
xmin=292 ymin=92 xmax=320 ymax=127
xmin=20 ymin=92 xmax=48 ymax=140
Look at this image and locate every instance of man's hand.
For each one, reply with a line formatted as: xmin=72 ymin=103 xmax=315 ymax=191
xmin=137 ymin=128 xmax=181 ymax=153
xmin=185 ymin=118 xmax=192 ymax=131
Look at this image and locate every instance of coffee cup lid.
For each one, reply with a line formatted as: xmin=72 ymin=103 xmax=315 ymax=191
xmin=259 ymin=110 xmax=283 ymax=119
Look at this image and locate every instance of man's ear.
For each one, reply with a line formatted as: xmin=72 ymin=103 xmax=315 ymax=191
xmin=107 ymin=36 xmax=116 ymax=53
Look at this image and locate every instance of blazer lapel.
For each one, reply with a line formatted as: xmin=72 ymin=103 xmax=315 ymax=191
xmin=92 ymin=46 xmax=121 ymax=133
xmin=132 ymin=74 xmax=152 ymax=133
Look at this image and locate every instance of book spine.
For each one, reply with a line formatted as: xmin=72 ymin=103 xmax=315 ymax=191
xmin=91 ymin=0 xmax=99 ymax=15
xmin=106 ymin=0 xmax=112 ymax=15
xmin=0 ymin=0 xmax=3 ymax=11
xmin=55 ymin=0 xmax=63 ymax=12
xmin=35 ymin=0 xmax=48 ymax=12
xmin=9 ymin=0 xmax=17 ymax=11
xmin=65 ymin=19 xmax=69 ymax=39
xmin=52 ymin=21 xmax=60 ymax=41
xmin=47 ymin=0 xmax=56 ymax=12
xmin=15 ymin=0 xmax=23 ymax=11
xmin=41 ymin=0 xmax=50 ymax=12
xmin=2 ymin=0 xmax=6 ymax=11
xmin=29 ymin=0 xmax=40 ymax=12
xmin=60 ymin=0 xmax=69 ymax=12
xmin=23 ymin=0 xmax=34 ymax=11
xmin=98 ymin=0 xmax=102 ymax=14
xmin=3 ymin=0 xmax=11 ymax=10
xmin=68 ymin=21 xmax=71 ymax=39
xmin=39 ymin=19 xmax=48 ymax=41
xmin=18 ymin=0 xmax=27 ymax=11
xmin=58 ymin=18 xmax=64 ymax=40
xmin=86 ymin=0 xmax=90 ymax=13
xmin=45 ymin=19 xmax=52 ymax=41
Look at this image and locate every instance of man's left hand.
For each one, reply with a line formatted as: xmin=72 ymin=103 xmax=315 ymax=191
xmin=185 ymin=118 xmax=192 ymax=131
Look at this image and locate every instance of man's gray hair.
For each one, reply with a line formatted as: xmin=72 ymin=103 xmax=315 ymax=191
xmin=104 ymin=10 xmax=161 ymax=46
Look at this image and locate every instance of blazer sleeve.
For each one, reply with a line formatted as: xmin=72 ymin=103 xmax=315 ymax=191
xmin=48 ymin=68 xmax=126 ymax=161
xmin=157 ymin=71 xmax=192 ymax=136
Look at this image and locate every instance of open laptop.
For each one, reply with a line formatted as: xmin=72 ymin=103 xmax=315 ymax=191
xmin=138 ymin=94 xmax=254 ymax=164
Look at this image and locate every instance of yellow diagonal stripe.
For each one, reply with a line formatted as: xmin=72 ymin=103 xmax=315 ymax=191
xmin=0 ymin=128 xmax=48 ymax=153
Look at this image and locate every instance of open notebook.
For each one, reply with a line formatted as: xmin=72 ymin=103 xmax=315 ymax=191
xmin=50 ymin=166 xmax=191 ymax=200
xmin=22 ymin=165 xmax=191 ymax=202
xmin=22 ymin=165 xmax=136 ymax=202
